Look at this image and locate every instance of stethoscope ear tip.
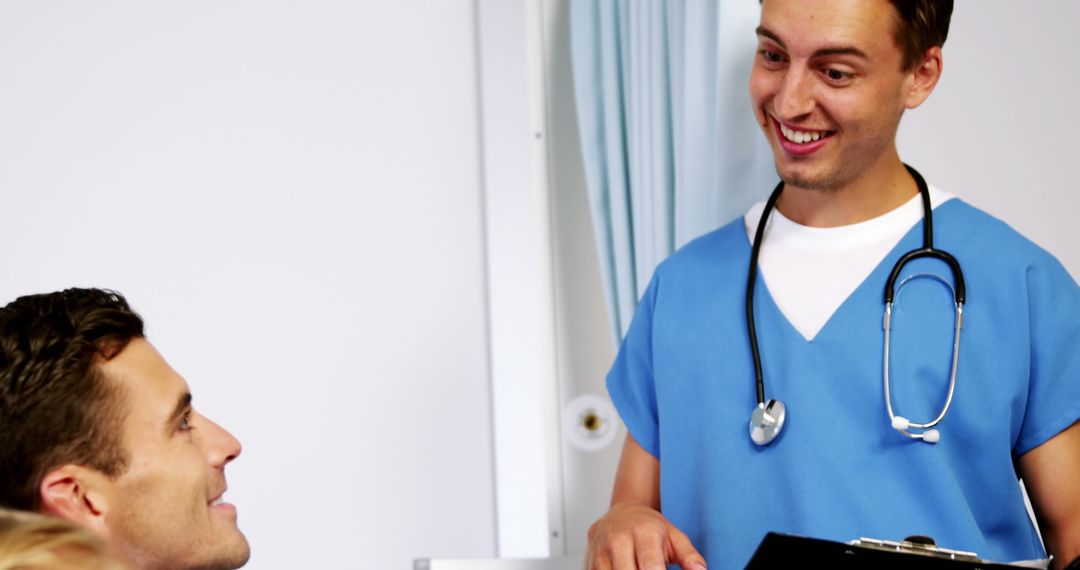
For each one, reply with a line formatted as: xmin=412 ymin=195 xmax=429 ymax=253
xmin=891 ymin=415 xmax=941 ymax=444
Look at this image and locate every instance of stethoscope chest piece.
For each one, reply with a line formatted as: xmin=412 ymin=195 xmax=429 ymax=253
xmin=749 ymin=399 xmax=786 ymax=446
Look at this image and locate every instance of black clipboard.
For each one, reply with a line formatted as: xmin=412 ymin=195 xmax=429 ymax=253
xmin=745 ymin=532 xmax=1022 ymax=569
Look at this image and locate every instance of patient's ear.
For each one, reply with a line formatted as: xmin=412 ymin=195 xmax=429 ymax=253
xmin=39 ymin=465 xmax=113 ymax=539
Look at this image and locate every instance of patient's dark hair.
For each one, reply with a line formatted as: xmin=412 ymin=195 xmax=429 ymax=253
xmin=0 ymin=288 xmax=144 ymax=510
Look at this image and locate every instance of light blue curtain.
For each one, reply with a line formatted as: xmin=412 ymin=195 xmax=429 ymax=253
xmin=571 ymin=0 xmax=776 ymax=341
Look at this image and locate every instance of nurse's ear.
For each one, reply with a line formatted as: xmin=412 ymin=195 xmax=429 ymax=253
xmin=39 ymin=465 xmax=114 ymax=540
xmin=903 ymin=46 xmax=943 ymax=110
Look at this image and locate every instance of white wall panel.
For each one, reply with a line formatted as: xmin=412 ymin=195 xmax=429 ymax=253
xmin=539 ymin=0 xmax=620 ymax=558
xmin=476 ymin=0 xmax=564 ymax=558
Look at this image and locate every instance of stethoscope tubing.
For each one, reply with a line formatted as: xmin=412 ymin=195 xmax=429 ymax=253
xmin=883 ymin=273 xmax=964 ymax=434
xmin=745 ymin=181 xmax=785 ymax=406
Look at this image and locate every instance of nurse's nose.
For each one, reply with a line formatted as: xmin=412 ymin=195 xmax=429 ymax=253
xmin=773 ymin=66 xmax=815 ymax=121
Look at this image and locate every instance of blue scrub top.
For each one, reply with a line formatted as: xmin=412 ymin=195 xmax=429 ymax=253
xmin=608 ymin=199 xmax=1080 ymax=569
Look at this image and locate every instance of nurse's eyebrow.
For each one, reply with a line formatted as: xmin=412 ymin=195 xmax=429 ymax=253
xmin=755 ymin=26 xmax=869 ymax=60
xmin=756 ymin=27 xmax=787 ymax=48
xmin=811 ymin=45 xmax=869 ymax=60
xmin=167 ymin=392 xmax=193 ymax=426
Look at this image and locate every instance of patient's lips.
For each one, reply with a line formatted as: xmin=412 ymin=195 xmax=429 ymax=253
xmin=208 ymin=488 xmax=237 ymax=516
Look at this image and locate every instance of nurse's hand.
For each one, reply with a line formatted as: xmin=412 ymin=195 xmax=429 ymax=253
xmin=585 ymin=502 xmax=706 ymax=570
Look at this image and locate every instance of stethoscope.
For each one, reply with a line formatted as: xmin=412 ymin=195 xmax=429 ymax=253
xmin=746 ymin=165 xmax=966 ymax=446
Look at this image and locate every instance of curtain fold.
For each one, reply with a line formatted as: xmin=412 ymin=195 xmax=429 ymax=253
xmin=571 ymin=0 xmax=776 ymax=341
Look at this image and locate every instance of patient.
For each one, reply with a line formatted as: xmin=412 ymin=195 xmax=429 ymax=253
xmin=0 ymin=288 xmax=250 ymax=570
xmin=0 ymin=509 xmax=127 ymax=570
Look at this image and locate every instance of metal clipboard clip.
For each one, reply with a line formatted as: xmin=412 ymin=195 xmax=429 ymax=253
xmin=850 ymin=536 xmax=981 ymax=562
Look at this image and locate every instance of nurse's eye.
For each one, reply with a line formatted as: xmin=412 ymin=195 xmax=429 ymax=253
xmin=823 ymin=68 xmax=853 ymax=82
xmin=758 ymin=49 xmax=785 ymax=65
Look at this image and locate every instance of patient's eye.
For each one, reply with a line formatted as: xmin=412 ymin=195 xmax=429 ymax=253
xmin=179 ymin=409 xmax=193 ymax=431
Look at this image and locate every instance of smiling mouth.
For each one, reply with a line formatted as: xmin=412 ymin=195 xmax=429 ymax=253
xmin=209 ymin=488 xmax=228 ymax=507
xmin=778 ymin=122 xmax=834 ymax=144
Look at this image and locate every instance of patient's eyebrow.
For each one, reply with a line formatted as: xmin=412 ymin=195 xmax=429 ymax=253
xmin=167 ymin=392 xmax=193 ymax=426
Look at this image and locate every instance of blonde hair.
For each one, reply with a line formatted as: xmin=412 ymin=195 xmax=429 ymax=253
xmin=0 ymin=509 xmax=127 ymax=570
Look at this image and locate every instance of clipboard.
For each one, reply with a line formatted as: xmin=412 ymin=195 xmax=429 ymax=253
xmin=745 ymin=532 xmax=1023 ymax=569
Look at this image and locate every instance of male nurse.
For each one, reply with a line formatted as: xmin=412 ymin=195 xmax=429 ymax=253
xmin=585 ymin=1 xmax=1080 ymax=569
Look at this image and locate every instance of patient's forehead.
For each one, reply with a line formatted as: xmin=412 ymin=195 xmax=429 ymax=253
xmin=98 ymin=338 xmax=191 ymax=436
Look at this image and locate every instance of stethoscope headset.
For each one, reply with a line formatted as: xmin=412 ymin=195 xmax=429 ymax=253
xmin=746 ymin=165 xmax=966 ymax=446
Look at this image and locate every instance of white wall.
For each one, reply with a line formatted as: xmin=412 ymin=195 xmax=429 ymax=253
xmin=898 ymin=1 xmax=1080 ymax=279
xmin=0 ymin=2 xmax=496 ymax=568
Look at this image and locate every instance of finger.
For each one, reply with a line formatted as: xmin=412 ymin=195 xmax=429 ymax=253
xmin=634 ymin=527 xmax=667 ymax=570
xmin=589 ymin=548 xmax=613 ymax=570
xmin=667 ymin=525 xmax=707 ymax=570
xmin=607 ymin=533 xmax=637 ymax=570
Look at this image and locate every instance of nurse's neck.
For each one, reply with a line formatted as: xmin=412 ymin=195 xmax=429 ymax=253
xmin=775 ymin=155 xmax=919 ymax=228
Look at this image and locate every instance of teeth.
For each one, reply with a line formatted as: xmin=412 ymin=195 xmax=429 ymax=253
xmin=780 ymin=123 xmax=825 ymax=144
xmin=211 ymin=497 xmax=223 ymax=506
